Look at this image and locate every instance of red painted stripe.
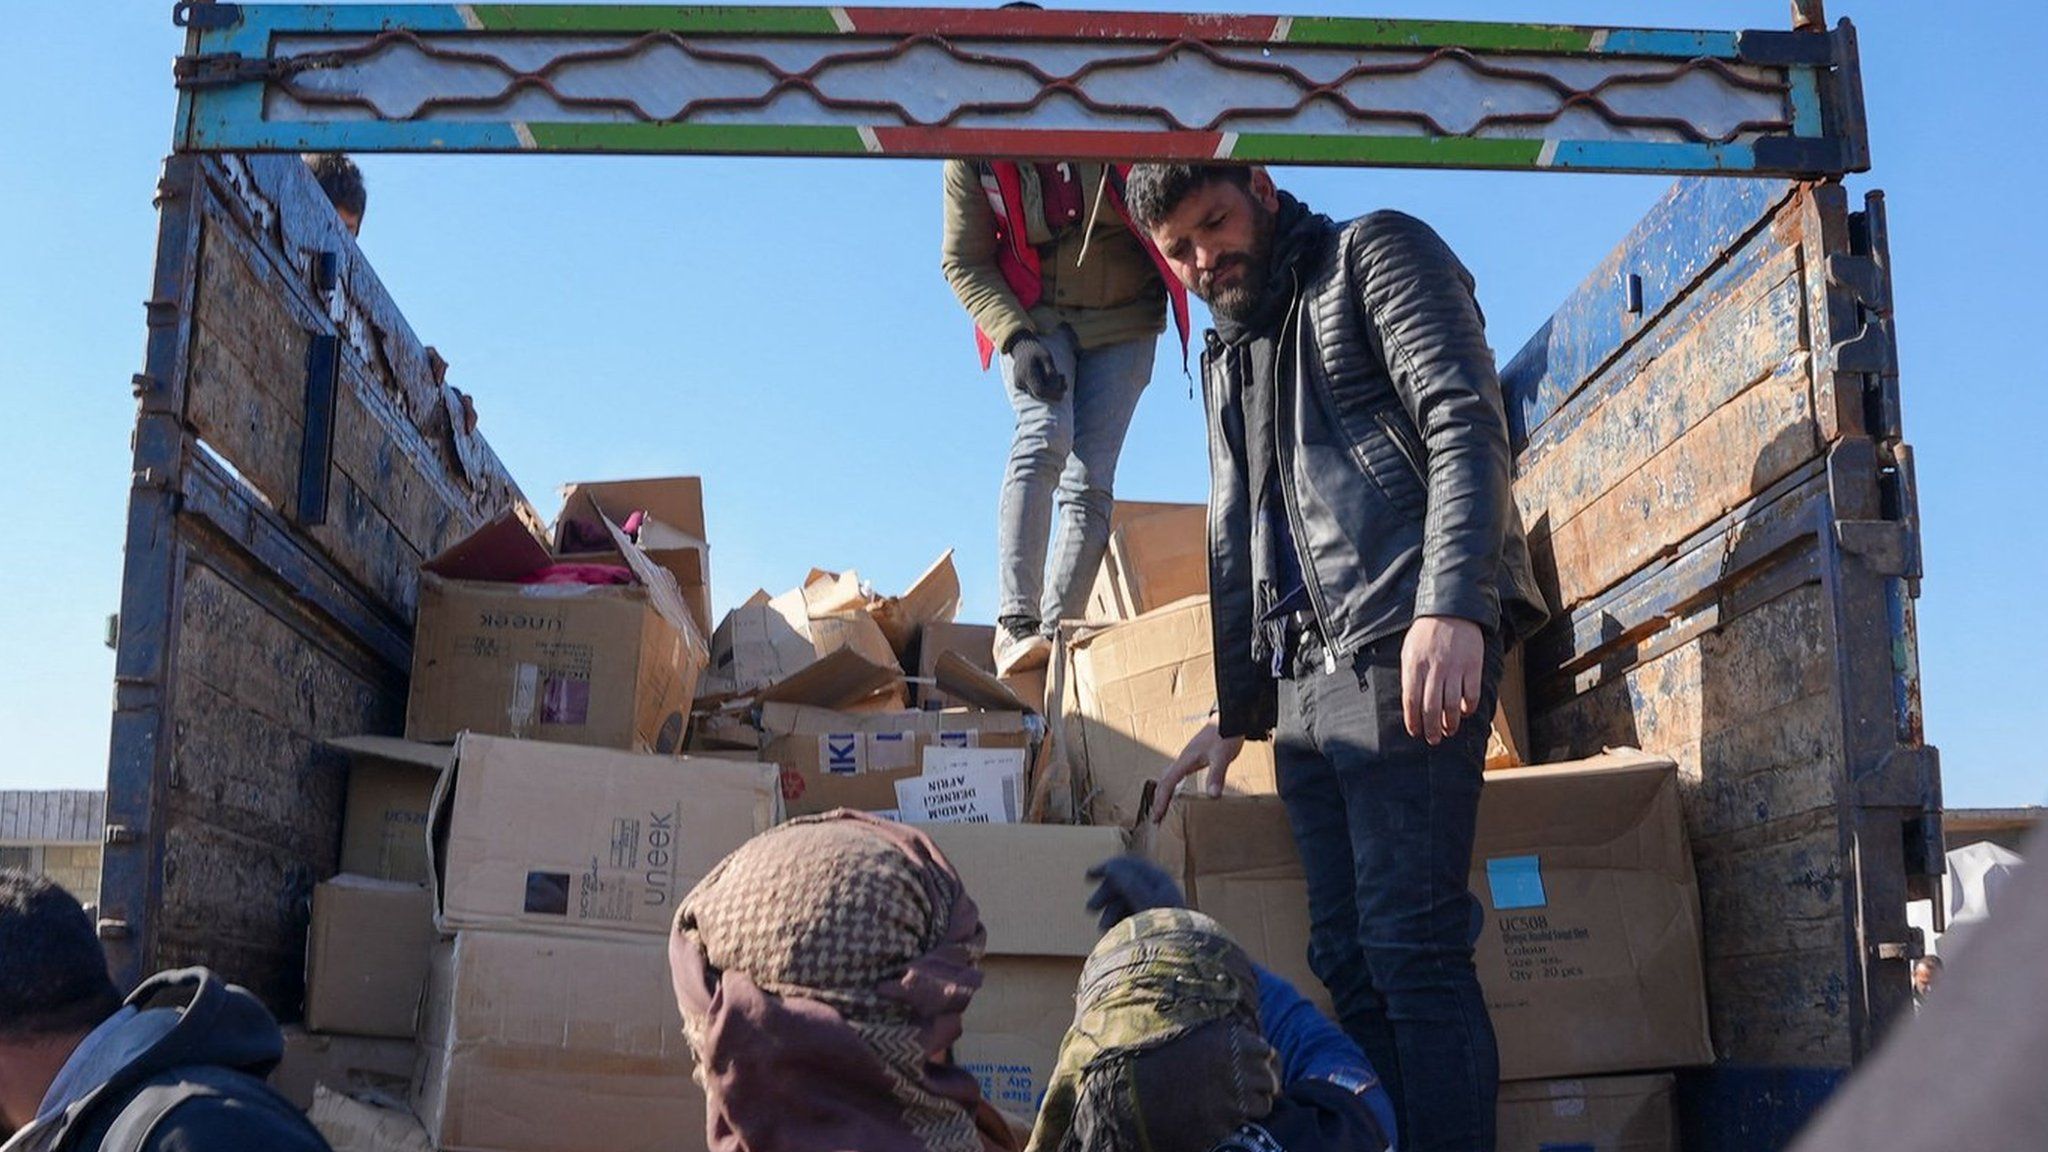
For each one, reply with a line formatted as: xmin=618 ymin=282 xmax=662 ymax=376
xmin=870 ymin=126 xmax=1226 ymax=161
xmin=839 ymin=8 xmax=1282 ymax=42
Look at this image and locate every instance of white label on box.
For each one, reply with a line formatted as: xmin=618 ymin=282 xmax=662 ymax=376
xmin=933 ymin=729 xmax=982 ymax=749
xmin=868 ymin=730 xmax=919 ymax=773
xmin=819 ymin=733 xmax=864 ymax=776
xmin=508 ymin=663 xmax=539 ymax=735
xmin=897 ymin=748 xmax=1025 ymax=824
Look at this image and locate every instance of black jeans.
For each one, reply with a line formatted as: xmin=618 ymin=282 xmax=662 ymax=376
xmin=1274 ymin=627 xmax=1503 ymax=1152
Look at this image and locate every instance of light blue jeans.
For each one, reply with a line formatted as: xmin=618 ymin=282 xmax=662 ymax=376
xmin=997 ymin=326 xmax=1155 ymax=627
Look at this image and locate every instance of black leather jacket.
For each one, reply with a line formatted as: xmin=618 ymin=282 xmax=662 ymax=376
xmin=1206 ymin=200 xmax=1549 ymax=740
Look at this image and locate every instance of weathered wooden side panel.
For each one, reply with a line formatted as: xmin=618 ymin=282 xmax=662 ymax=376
xmin=103 ymin=152 xmax=523 ymax=999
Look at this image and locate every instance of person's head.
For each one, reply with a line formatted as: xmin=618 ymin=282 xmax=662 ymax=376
xmin=1125 ymin=164 xmax=1282 ymax=326
xmin=671 ymin=812 xmax=997 ymax=1150
xmin=1027 ymin=908 xmax=1280 ymax=1152
xmin=303 ymin=153 xmax=367 ymax=237
xmin=1913 ymin=954 xmax=1943 ymax=995
xmin=0 ymin=871 xmax=121 ymax=1128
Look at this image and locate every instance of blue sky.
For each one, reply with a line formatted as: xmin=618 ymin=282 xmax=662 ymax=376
xmin=0 ymin=1 xmax=2041 ymax=808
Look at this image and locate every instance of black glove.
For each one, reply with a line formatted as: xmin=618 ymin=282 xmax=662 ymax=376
xmin=1085 ymin=855 xmax=1186 ymax=933
xmin=1007 ymin=333 xmax=1069 ymax=402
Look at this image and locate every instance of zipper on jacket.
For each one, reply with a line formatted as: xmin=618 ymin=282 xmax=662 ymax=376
xmin=1271 ymin=271 xmax=1339 ymax=675
xmin=1374 ymin=408 xmax=1428 ymax=487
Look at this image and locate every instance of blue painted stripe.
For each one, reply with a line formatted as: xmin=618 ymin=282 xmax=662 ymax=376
xmin=1599 ymin=28 xmax=1741 ymax=58
xmin=1788 ymin=68 xmax=1824 ymax=138
xmin=184 ymin=118 xmax=528 ymax=153
xmin=239 ymin=4 xmax=473 ymax=36
xmin=1543 ymin=139 xmax=1759 ymax=174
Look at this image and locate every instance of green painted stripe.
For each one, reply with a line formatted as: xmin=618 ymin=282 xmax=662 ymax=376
xmin=1283 ymin=18 xmax=1596 ymax=53
xmin=468 ymin=5 xmax=842 ymax=34
xmin=1229 ymin=134 xmax=1546 ymax=168
xmin=524 ymin=122 xmax=870 ymax=154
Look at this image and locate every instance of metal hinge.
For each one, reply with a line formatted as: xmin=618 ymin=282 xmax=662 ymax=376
xmin=172 ymin=2 xmax=243 ymax=30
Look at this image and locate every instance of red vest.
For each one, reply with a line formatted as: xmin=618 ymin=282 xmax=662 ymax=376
xmin=973 ymin=161 xmax=1192 ymax=370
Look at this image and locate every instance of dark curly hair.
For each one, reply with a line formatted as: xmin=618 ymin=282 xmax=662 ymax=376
xmin=1123 ymin=164 xmax=1254 ymax=232
xmin=0 ymin=870 xmax=120 ymax=1040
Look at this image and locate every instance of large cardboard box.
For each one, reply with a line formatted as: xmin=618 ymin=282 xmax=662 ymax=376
xmin=1476 ymin=750 xmax=1711 ymax=1081
xmin=415 ymin=931 xmax=707 ymax=1152
xmin=331 ymin=737 xmax=453 ymax=884
xmin=929 ymin=823 xmax=1124 ymax=1116
xmin=705 ymin=572 xmax=903 ymax=704
xmin=271 ymin=1027 xmax=417 ymax=1111
xmin=554 ymin=476 xmax=714 ymax=641
xmin=868 ymin=550 xmax=962 ymax=665
xmin=304 ymin=875 xmax=438 ymax=1037
xmin=407 ymin=512 xmax=708 ymax=753
xmin=1170 ymin=796 xmax=1330 ymax=1015
xmin=1497 ymin=1074 xmax=1677 ymax=1152
xmin=429 ymin=734 xmax=780 ymax=938
xmin=1067 ymin=596 xmax=1277 ymax=829
xmin=1083 ymin=501 xmax=1209 ymax=622
xmin=757 ymin=703 xmax=1030 ymax=818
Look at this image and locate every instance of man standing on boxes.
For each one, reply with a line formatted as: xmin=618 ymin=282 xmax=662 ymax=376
xmin=941 ymin=148 xmax=1189 ymax=677
xmin=1132 ymin=163 xmax=1549 ymax=1152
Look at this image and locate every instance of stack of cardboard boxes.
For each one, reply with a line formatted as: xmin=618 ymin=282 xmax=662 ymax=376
xmin=292 ymin=482 xmax=1710 ymax=1150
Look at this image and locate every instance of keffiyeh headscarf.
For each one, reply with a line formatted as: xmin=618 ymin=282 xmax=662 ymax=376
xmin=671 ymin=810 xmax=1018 ymax=1152
xmin=1027 ymin=908 xmax=1281 ymax=1152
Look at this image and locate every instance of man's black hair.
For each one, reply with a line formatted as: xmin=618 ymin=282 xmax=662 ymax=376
xmin=1123 ymin=164 xmax=1254 ymax=232
xmin=0 ymin=870 xmax=120 ymax=1040
xmin=303 ymin=153 xmax=368 ymax=220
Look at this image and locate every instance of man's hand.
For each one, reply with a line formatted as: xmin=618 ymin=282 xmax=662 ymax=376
xmin=1402 ymin=615 xmax=1485 ymax=745
xmin=1006 ymin=333 xmax=1068 ymax=402
xmin=1084 ymin=855 xmax=1186 ymax=932
xmin=1153 ymin=721 xmax=1245 ymax=823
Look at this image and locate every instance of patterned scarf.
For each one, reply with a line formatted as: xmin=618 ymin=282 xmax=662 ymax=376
xmin=671 ymin=810 xmax=1018 ymax=1152
xmin=1027 ymin=909 xmax=1280 ymax=1152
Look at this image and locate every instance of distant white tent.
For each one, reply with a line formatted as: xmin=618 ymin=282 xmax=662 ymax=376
xmin=1906 ymin=839 xmax=2028 ymax=960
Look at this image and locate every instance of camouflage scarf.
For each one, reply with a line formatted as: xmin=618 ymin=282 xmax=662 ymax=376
xmin=672 ymin=811 xmax=1016 ymax=1152
xmin=1027 ymin=909 xmax=1280 ymax=1152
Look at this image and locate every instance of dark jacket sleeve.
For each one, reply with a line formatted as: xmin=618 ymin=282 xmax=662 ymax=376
xmin=1350 ymin=211 xmax=1512 ymax=630
xmin=146 ymin=1097 xmax=334 ymax=1152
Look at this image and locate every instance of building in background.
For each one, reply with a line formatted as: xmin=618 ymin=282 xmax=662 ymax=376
xmin=0 ymin=789 xmax=105 ymax=903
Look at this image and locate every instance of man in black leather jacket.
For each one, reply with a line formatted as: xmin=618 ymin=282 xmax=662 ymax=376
xmin=1126 ymin=164 xmax=1547 ymax=1152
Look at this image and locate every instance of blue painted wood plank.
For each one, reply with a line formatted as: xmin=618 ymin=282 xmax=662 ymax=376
xmin=1501 ymin=177 xmax=1793 ymax=448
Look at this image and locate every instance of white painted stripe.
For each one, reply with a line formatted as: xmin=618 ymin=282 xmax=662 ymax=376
xmin=1272 ymin=16 xmax=1293 ymax=43
xmin=1588 ymin=30 xmax=1609 ymax=53
xmin=1215 ymin=131 xmax=1239 ymax=159
xmin=514 ymin=122 xmax=537 ymax=150
xmin=458 ymin=4 xmax=482 ymax=31
xmin=830 ymin=7 xmax=855 ymax=33
xmin=857 ymin=125 xmax=882 ymax=153
xmin=1537 ymin=139 xmax=1559 ymax=168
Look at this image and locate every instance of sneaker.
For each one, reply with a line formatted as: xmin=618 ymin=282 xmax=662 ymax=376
xmin=993 ymin=626 xmax=1053 ymax=677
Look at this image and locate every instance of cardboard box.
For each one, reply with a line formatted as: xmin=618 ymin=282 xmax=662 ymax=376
xmin=1083 ymin=501 xmax=1209 ymax=621
xmin=429 ymin=734 xmax=780 ymax=938
xmin=918 ymin=622 xmax=997 ymax=710
xmin=1171 ymin=796 xmax=1331 ymax=1016
xmin=310 ymin=1086 xmax=435 ymax=1152
xmin=922 ymin=822 xmax=1124 ymax=956
xmin=304 ymin=875 xmax=438 ymax=1038
xmin=271 ymin=1027 xmax=417 ymax=1111
xmin=1475 ymin=750 xmax=1710 ymax=1081
xmin=1066 ymin=596 xmax=1277 ymax=829
xmin=554 ymin=476 xmax=714 ymax=641
xmin=331 ymin=737 xmax=453 ymax=884
xmin=1487 ymin=644 xmax=1530 ymax=770
xmin=406 ymin=512 xmax=708 ymax=753
xmin=868 ymin=550 xmax=962 ymax=664
xmin=929 ymin=822 xmax=1122 ymax=1114
xmin=757 ymin=703 xmax=1030 ymax=818
xmin=415 ymin=931 xmax=707 ymax=1152
xmin=706 ymin=572 xmax=903 ymax=703
xmin=1497 ymin=1074 xmax=1677 ymax=1152
xmin=959 ymin=955 xmax=1084 ymax=1118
